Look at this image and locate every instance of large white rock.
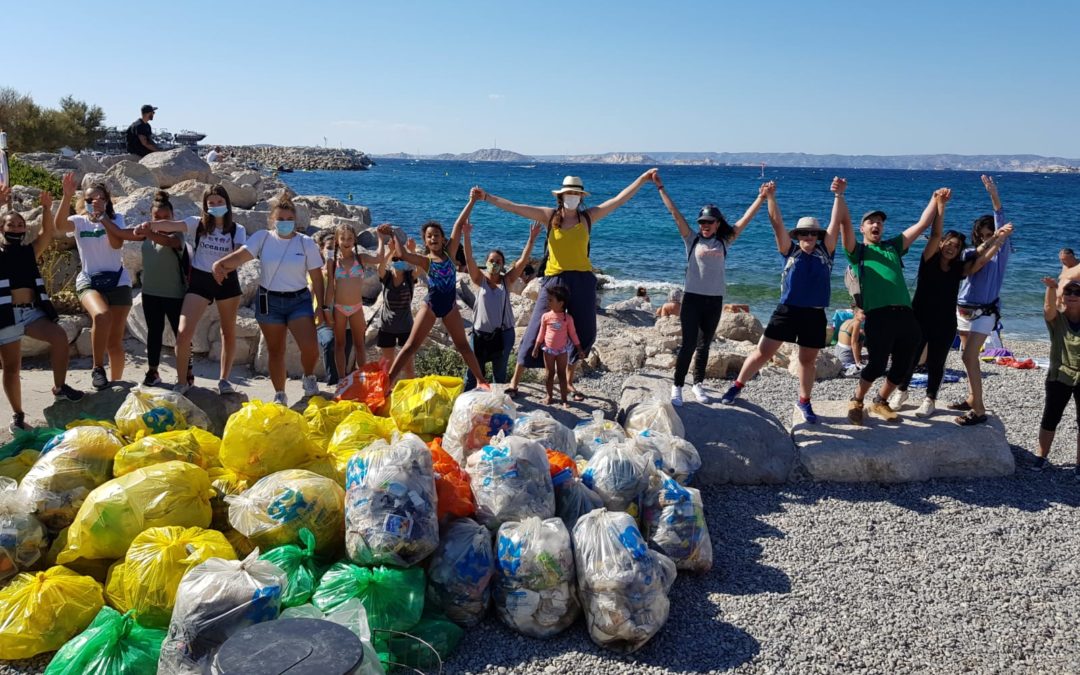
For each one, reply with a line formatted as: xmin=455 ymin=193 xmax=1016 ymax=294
xmin=717 ymin=310 xmax=763 ymax=342
xmin=24 ymin=313 xmax=92 ymax=356
xmin=220 ymin=179 xmax=258 ymax=209
xmin=126 ymin=291 xmax=217 ymax=353
xmin=296 ymin=195 xmax=350 ymax=218
xmin=785 ymin=347 xmax=843 ymax=380
xmin=230 ymin=209 xmax=271 ymax=233
xmin=230 ymin=170 xmax=261 ymax=187
xmin=105 ymin=160 xmax=158 ymax=196
xmin=168 ymin=179 xmax=213 ymax=204
xmin=523 ymin=278 xmax=542 ymax=301
xmin=113 ymin=187 xmax=199 ymax=230
xmin=705 ymin=339 xmax=757 ymax=379
xmin=791 ymin=400 xmax=1015 ymax=482
xmin=101 ymin=154 xmax=139 ymax=170
xmin=140 ymin=148 xmax=214 ymax=188
xmin=237 ymin=260 xmax=262 ymax=306
xmin=592 ymin=332 xmax=646 ymax=373
xmin=253 ymin=329 xmax=327 ymax=378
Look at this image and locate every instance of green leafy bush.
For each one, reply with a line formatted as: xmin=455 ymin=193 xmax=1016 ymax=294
xmin=8 ymin=156 xmax=63 ymax=197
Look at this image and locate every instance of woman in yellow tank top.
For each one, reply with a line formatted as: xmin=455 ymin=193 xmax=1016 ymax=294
xmin=474 ymin=169 xmax=656 ymax=400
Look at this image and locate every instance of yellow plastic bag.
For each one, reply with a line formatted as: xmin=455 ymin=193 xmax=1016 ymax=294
xmin=115 ymin=389 xmax=188 ymax=441
xmin=0 ymin=566 xmax=104 ymax=660
xmin=208 ymin=466 xmax=251 ymax=531
xmin=189 ymin=428 xmax=223 ymax=467
xmin=227 ymin=469 xmax=345 ymax=556
xmin=305 ymin=396 xmax=369 ymax=451
xmin=105 ymin=526 xmax=236 ymax=628
xmin=0 ymin=449 xmax=39 ymax=482
xmin=16 ymin=426 xmax=126 ymax=530
xmin=220 ymin=401 xmax=316 ymax=480
xmin=327 ymin=409 xmax=398 ymax=478
xmin=113 ymin=430 xmax=209 ymax=477
xmin=44 ymin=528 xmax=113 ymax=583
xmin=66 ymin=419 xmax=122 ymax=433
xmin=390 ymin=375 xmax=463 ymax=436
xmin=58 ymin=461 xmax=212 ymax=563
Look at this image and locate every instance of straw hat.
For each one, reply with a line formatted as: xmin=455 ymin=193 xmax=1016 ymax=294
xmin=552 ymin=176 xmax=590 ymax=197
xmin=791 ymin=216 xmax=826 ymax=239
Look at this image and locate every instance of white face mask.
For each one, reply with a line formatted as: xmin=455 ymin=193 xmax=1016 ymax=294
xmin=561 ymin=195 xmax=581 ymax=211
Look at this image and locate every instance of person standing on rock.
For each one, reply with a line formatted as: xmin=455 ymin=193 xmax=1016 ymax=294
xmin=55 ymin=175 xmax=143 ymax=390
xmin=0 ymin=183 xmax=84 ymax=432
xmin=1032 ymin=277 xmax=1080 ymax=477
xmin=652 ymin=171 xmax=767 ymax=407
xmin=126 ymin=105 xmax=159 ymax=157
xmin=212 ymin=193 xmax=327 ymax=406
xmin=839 ymin=182 xmax=943 ymax=425
xmin=474 ymin=170 xmax=657 ymax=400
xmin=720 ymin=179 xmax=843 ymax=423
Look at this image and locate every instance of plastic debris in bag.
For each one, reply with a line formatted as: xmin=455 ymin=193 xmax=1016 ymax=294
xmin=389 ymin=375 xmax=463 ymax=436
xmin=44 ymin=528 xmax=112 ymax=583
xmin=642 ymin=477 xmax=713 ymax=572
xmin=58 ymin=461 xmax=213 ymax=563
xmin=158 ymin=550 xmax=286 ymax=675
xmin=17 ymin=425 xmax=126 ymax=530
xmin=0 ymin=426 xmax=62 ymax=459
xmin=106 ymin=526 xmax=237 ymax=628
xmin=581 ymin=440 xmax=652 ymax=513
xmin=220 ymin=401 xmax=316 ymax=481
xmin=113 ymin=429 xmax=209 ymax=477
xmin=312 ymin=563 xmax=425 ymax=632
xmin=115 ymin=387 xmax=190 ymax=441
xmin=493 ymin=516 xmax=579 ymax=638
xmin=442 ymin=388 xmax=517 ymax=463
xmin=554 ymin=476 xmax=604 ymax=535
xmin=344 ymin=434 xmax=439 ymax=567
xmin=546 ymin=449 xmax=578 ymax=483
xmin=280 ymin=601 xmax=384 ymax=675
xmin=429 ymin=438 xmax=475 ymax=521
xmin=227 ymin=469 xmax=344 ymax=557
xmin=259 ymin=528 xmax=322 ymax=608
xmin=305 ymin=396 xmax=369 ymax=451
xmin=0 ymin=449 xmax=39 ymax=482
xmin=622 ymin=397 xmax=685 ymax=439
xmin=327 ymin=409 xmax=398 ymax=478
xmin=466 ymin=432 xmax=555 ymax=530
xmin=0 ymin=565 xmax=105 ymax=660
xmin=426 ymin=517 xmax=494 ymax=627
xmin=0 ymin=477 xmax=47 ymax=583
xmin=573 ymin=410 xmax=628 ymax=460
xmin=335 ymin=362 xmax=391 ymax=415
xmin=572 ymin=509 xmax=677 ymax=653
xmin=44 ymin=606 xmax=166 ymax=675
xmin=632 ymin=429 xmax=702 ymax=484
xmin=512 ymin=410 xmax=577 ymax=457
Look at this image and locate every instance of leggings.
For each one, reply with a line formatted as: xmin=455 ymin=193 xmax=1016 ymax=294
xmin=860 ymin=306 xmax=921 ymax=386
xmin=901 ymin=316 xmax=957 ymax=399
xmin=1040 ymin=379 xmax=1080 ymax=432
xmin=674 ymin=292 xmax=724 ymax=387
xmin=142 ymin=294 xmax=182 ymax=369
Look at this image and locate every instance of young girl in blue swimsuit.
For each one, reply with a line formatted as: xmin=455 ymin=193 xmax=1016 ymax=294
xmin=386 ymin=193 xmax=489 ymax=386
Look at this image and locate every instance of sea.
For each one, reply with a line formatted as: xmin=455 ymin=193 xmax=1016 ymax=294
xmin=282 ymin=159 xmax=1080 ymax=340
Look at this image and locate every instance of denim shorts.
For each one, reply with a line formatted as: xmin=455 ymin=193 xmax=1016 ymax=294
xmin=0 ymin=306 xmax=47 ymax=346
xmin=256 ymin=289 xmax=315 ymax=325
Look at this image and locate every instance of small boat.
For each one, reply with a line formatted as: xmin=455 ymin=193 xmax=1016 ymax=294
xmin=276 ymin=165 xmax=294 ymax=173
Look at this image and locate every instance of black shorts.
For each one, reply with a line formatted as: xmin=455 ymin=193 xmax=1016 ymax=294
xmin=376 ymin=330 xmax=409 ymax=348
xmin=763 ymin=304 xmax=827 ymax=348
xmin=188 ymin=268 xmax=242 ymax=303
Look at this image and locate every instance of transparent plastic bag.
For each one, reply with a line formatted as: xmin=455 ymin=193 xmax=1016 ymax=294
xmin=279 ymin=601 xmax=384 ymax=675
xmin=57 ymin=461 xmax=213 ymax=563
xmin=227 ymin=469 xmax=345 ymax=557
xmin=0 ymin=426 xmax=63 ymax=457
xmin=493 ymin=516 xmax=578 ymax=639
xmin=0 ymin=566 xmax=105 ymax=660
xmin=305 ymin=396 xmax=369 ymax=451
xmin=512 ymin=410 xmax=577 ymax=457
xmin=328 ymin=409 xmax=398 ymax=479
xmin=259 ymin=528 xmax=322 ymax=608
xmin=465 ymin=432 xmax=555 ymax=530
xmin=158 ymin=550 xmax=286 ymax=675
xmin=344 ymin=433 xmax=438 ymax=567
xmin=580 ymin=440 xmax=652 ymax=513
xmin=17 ymin=426 xmax=126 ymax=530
xmin=572 ymin=509 xmax=677 ymax=653
xmin=425 ymin=517 xmax=494 ymax=627
xmin=554 ymin=478 xmax=605 ymax=534
xmin=442 ymin=389 xmax=517 ymax=463
xmin=0 ymin=449 xmax=39 ymax=482
xmin=573 ymin=411 xmax=628 ymax=460
xmin=44 ymin=606 xmax=166 ymax=675
xmin=106 ymin=526 xmax=236 ymax=628
xmin=312 ymin=563 xmax=425 ymax=633
xmin=622 ymin=397 xmax=685 ymax=438
xmin=113 ymin=430 xmax=209 ymax=477
xmin=429 ymin=438 xmax=476 ymax=522
xmin=642 ymin=477 xmax=713 ymax=573
xmin=0 ymin=477 xmax=47 ymax=583
xmin=632 ymin=429 xmax=702 ymax=484
xmin=220 ymin=401 xmax=316 ymax=481
xmin=389 ymin=375 xmax=463 ymax=436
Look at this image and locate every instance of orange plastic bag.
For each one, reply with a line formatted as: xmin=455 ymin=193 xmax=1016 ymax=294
xmin=546 ymin=449 xmax=579 ymax=481
xmin=429 ymin=438 xmax=475 ymax=521
xmin=335 ymin=363 xmax=390 ymax=414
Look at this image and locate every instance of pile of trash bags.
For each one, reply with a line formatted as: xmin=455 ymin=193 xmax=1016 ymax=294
xmin=442 ymin=389 xmax=518 ymax=463
xmin=465 ymin=433 xmax=555 ymax=530
xmin=573 ymin=411 xmax=628 ymax=460
xmin=227 ymin=469 xmax=344 ymax=556
xmin=494 ymin=517 xmax=579 ymax=638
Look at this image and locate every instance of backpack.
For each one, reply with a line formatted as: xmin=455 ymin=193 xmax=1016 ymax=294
xmin=844 ymin=240 xmax=903 ymax=309
xmin=536 ymin=210 xmax=593 ymax=277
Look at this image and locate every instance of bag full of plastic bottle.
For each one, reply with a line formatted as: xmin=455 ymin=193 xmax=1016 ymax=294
xmin=642 ymin=476 xmax=713 ymax=572
xmin=465 ymin=432 xmax=554 ymax=530
xmin=632 ymin=429 xmax=701 ymax=484
xmin=573 ymin=411 xmax=627 ymax=461
xmin=425 ymin=517 xmax=494 ymax=627
xmin=580 ymin=440 xmax=652 ymax=513
xmin=621 ymin=396 xmax=685 ymax=438
xmin=511 ymin=410 xmax=577 ymax=457
xmin=493 ymin=516 xmax=579 ymax=639
xmin=0 ymin=477 xmax=47 ymax=583
xmin=442 ymin=388 xmax=517 ymax=463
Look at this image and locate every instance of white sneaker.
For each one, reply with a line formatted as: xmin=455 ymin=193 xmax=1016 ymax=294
xmin=174 ymin=383 xmax=191 ymax=395
xmin=915 ymin=397 xmax=936 ymax=418
xmin=670 ymin=385 xmax=684 ymax=408
xmin=890 ymin=390 xmax=909 ymax=410
xmin=302 ymin=374 xmax=320 ymax=397
xmin=273 ymin=391 xmax=288 ymax=406
xmin=692 ymin=383 xmax=712 ymax=404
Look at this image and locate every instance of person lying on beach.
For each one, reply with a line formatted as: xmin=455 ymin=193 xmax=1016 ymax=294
xmin=1031 ymin=277 xmax=1080 ymax=479
xmin=835 ymin=309 xmax=866 ymax=376
xmin=657 ymin=289 xmax=683 ymax=318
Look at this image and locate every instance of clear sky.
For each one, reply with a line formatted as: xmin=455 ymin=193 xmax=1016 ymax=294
xmin=6 ymin=0 xmax=1079 ymax=157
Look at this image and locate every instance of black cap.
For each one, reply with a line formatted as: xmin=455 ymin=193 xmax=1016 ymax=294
xmin=141 ymin=104 xmax=158 ymax=114
xmin=697 ymin=205 xmax=723 ymax=223
xmin=861 ymin=210 xmax=887 ymax=223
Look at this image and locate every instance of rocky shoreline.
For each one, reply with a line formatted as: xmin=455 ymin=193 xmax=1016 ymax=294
xmin=209 ymin=145 xmax=374 ymax=171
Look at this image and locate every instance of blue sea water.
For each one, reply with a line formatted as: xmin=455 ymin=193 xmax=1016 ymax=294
xmin=283 ymin=159 xmax=1080 ymax=339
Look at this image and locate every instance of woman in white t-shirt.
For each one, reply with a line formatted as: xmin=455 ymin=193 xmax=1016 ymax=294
xmin=54 ymin=179 xmax=145 ymax=390
xmin=212 ymin=194 xmax=327 ymax=407
xmin=151 ymin=185 xmax=247 ymax=394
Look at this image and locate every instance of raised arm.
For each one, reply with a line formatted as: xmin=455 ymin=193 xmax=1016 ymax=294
xmin=53 ymin=173 xmax=78 ymax=236
xmin=374 ymin=224 xmax=393 ymax=279
xmin=764 ymin=182 xmax=789 ymax=255
xmin=967 ymin=223 xmax=1012 ymax=276
xmin=506 ymin=220 xmax=542 ymax=286
xmin=922 ymin=188 xmax=951 ymax=262
xmin=461 ymin=220 xmax=484 ymax=286
xmin=1043 ymin=277 xmax=1059 ymax=322
xmin=653 ymin=171 xmax=692 ymax=239
xmin=730 ymin=184 xmax=767 ymax=243
xmin=446 ymin=193 xmax=476 ymax=261
xmin=358 ymin=235 xmax=385 ymax=268
xmin=391 ymin=232 xmax=430 ymax=271
xmin=825 ymin=177 xmax=847 ymax=255
xmin=982 ymin=174 xmax=1003 ymax=213
xmin=474 ymin=186 xmax=553 ymax=223
xmin=32 ymin=190 xmax=55 ymax=258
xmin=836 ymin=177 xmax=857 ymax=254
xmin=589 ymin=168 xmax=657 ymax=222
xmin=901 ymin=190 xmax=943 ymax=250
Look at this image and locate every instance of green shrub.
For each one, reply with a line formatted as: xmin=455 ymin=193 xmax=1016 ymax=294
xmin=414 ymin=345 xmax=466 ymax=378
xmin=9 ymin=156 xmax=63 ymax=197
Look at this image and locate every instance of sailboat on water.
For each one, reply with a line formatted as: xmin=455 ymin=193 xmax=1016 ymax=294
xmin=760 ymin=162 xmax=766 ymax=179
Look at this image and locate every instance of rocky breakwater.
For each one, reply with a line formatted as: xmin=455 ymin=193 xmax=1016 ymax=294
xmin=216 ymin=146 xmax=374 ymax=171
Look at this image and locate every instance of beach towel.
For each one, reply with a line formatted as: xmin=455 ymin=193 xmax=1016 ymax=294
xmin=907 ymin=368 xmax=965 ymax=388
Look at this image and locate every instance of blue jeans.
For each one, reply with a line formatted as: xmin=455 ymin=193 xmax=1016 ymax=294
xmin=255 ymin=289 xmax=315 ymax=325
xmin=464 ymin=327 xmax=515 ymax=391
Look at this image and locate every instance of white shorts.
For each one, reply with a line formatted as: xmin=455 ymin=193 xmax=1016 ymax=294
xmin=956 ymin=311 xmax=996 ymax=336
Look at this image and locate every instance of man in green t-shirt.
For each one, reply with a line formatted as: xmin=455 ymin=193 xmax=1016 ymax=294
xmin=839 ymin=184 xmax=947 ymax=425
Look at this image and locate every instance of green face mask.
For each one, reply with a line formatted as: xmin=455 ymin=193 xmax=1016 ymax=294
xmin=486 ymin=261 xmax=504 ymax=275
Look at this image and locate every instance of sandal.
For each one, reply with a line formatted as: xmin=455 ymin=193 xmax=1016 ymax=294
xmin=505 ymin=387 xmax=519 ymax=399
xmin=954 ymin=410 xmax=988 ymax=426
xmin=947 ymin=400 xmax=972 ymax=412
xmin=570 ymin=390 xmax=586 ymax=402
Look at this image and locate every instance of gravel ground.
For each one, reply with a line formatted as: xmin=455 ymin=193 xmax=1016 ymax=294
xmin=3 ymin=340 xmax=1077 ymax=674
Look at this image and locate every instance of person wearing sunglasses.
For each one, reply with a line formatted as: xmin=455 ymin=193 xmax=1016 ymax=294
xmin=1032 ymin=277 xmax=1080 ymax=478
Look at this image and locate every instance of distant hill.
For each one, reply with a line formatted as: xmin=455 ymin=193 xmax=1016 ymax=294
xmin=375 ymin=148 xmax=533 ymax=162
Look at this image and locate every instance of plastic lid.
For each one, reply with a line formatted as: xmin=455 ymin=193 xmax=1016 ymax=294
xmin=213 ymin=618 xmax=364 ymax=675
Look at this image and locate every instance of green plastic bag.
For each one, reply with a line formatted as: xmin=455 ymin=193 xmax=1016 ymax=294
xmin=375 ymin=609 xmax=463 ymax=671
xmin=0 ymin=427 xmax=64 ymax=458
xmin=259 ymin=528 xmax=322 ymax=608
xmin=45 ymin=606 xmax=165 ymax=675
xmin=312 ymin=563 xmax=424 ymax=632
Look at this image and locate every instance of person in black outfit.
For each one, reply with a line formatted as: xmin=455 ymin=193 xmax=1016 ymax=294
xmin=126 ymin=105 xmax=159 ymax=157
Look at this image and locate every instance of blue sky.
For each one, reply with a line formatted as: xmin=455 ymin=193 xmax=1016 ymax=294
xmin=6 ymin=0 xmax=1079 ymax=157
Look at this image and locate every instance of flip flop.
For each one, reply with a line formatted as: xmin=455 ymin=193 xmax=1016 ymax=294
xmin=954 ymin=410 xmax=988 ymax=426
xmin=505 ymin=388 xmax=519 ymax=399
xmin=570 ymin=390 xmax=586 ymax=402
xmin=947 ymin=400 xmax=972 ymax=412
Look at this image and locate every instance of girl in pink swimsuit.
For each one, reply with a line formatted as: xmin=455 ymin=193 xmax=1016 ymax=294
xmin=532 ymin=285 xmax=583 ymax=406
xmin=325 ymin=223 xmax=385 ymax=380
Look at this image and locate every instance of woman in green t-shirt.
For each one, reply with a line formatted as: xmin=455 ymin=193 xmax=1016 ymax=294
xmin=132 ymin=191 xmax=186 ymax=387
xmin=1032 ymin=277 xmax=1080 ymax=476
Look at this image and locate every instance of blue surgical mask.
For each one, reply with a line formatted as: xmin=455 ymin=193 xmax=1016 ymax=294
xmin=207 ymin=205 xmax=229 ymax=218
xmin=275 ymin=220 xmax=295 ymax=236
xmin=392 ymin=261 xmax=410 ymax=272
xmin=85 ymin=202 xmax=96 ymax=216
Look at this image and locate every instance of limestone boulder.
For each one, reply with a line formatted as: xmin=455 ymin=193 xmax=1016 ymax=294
xmin=181 ymin=387 xmax=249 ymax=437
xmin=253 ymin=330 xmax=327 ymax=378
xmin=75 ymin=328 xmax=93 ymax=357
xmin=81 ymin=172 xmax=122 ymax=198
xmin=221 ymin=179 xmax=258 ymax=209
xmin=238 ymin=260 xmax=262 ymax=305
xmin=230 ymin=170 xmax=261 ymax=187
xmin=127 ymin=292 xmax=217 ymax=353
xmin=105 ymin=160 xmax=158 ymax=196
xmin=602 ymin=300 xmax=655 ymax=328
xmin=523 ymin=278 xmax=542 ymax=301
xmin=785 ymin=348 xmax=843 ymax=380
xmin=345 ymin=205 xmax=372 ymax=227
xmin=230 ymin=209 xmax=271 ymax=233
xmin=101 ymin=154 xmax=139 ymax=170
xmin=44 ymin=382 xmax=134 ymax=429
xmin=113 ymin=187 xmax=199 ymax=231
xmin=791 ymin=400 xmax=1015 ymax=482
xmin=169 ymin=179 xmax=213 ymax=204
xmin=296 ymin=195 xmax=350 ymax=218
xmin=717 ymin=310 xmax=763 ymax=342
xmin=645 ymin=353 xmax=677 ymax=370
xmin=19 ymin=336 xmax=50 ymax=358
xmin=140 ymin=148 xmax=214 ymax=188
xmin=705 ymin=339 xmax=756 ymax=379
xmin=73 ymin=153 xmax=106 ymax=177
xmin=591 ymin=333 xmax=646 ymax=373
xmin=122 ymin=240 xmax=145 ymax=280
xmin=510 ymin=294 xmax=535 ymax=328
xmin=23 ymin=314 xmax=91 ymax=356
xmin=209 ymin=335 xmax=258 ymax=367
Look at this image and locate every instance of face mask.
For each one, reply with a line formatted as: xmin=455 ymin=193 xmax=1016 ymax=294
xmin=562 ymin=195 xmax=581 ymax=211
xmin=3 ymin=232 xmax=25 ymax=246
xmin=207 ymin=205 xmax=229 ymax=218
xmin=486 ymin=261 xmax=504 ymax=275
xmin=85 ymin=202 xmax=96 ymax=216
xmin=392 ymin=261 xmax=410 ymax=272
xmin=275 ymin=220 xmax=295 ymax=236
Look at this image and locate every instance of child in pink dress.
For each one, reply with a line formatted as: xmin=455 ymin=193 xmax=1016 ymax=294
xmin=532 ymin=285 xmax=583 ymax=406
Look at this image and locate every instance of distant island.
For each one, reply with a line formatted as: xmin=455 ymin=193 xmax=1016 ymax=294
xmin=373 ymin=148 xmax=1080 ymax=173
